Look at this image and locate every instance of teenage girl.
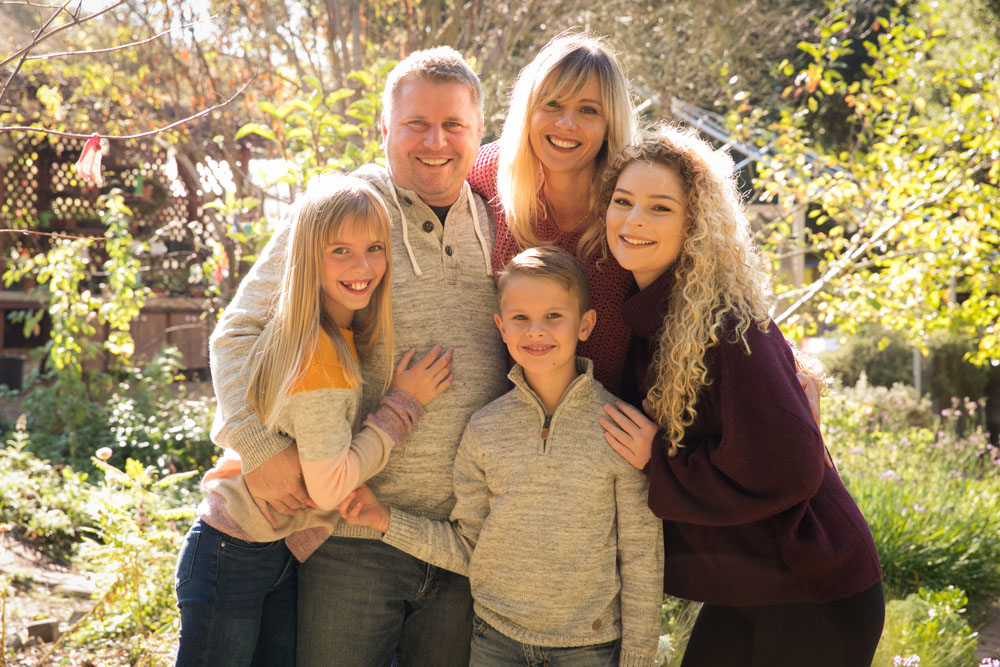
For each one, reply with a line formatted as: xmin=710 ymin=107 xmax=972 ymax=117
xmin=599 ymin=125 xmax=885 ymax=666
xmin=173 ymin=174 xmax=454 ymax=666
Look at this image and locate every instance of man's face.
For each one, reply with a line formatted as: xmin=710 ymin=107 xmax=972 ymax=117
xmin=381 ymin=78 xmax=483 ymax=207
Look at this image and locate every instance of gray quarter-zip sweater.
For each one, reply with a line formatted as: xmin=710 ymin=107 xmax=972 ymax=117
xmin=382 ymin=359 xmax=663 ymax=666
xmin=209 ymin=164 xmax=509 ymax=531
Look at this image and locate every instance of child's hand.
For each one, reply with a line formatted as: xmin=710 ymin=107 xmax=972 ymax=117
xmin=337 ymin=485 xmax=390 ymax=533
xmin=600 ymin=400 xmax=658 ymax=470
xmin=393 ymin=344 xmax=454 ymax=406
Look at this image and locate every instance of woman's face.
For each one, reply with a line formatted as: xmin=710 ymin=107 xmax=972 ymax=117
xmin=528 ymin=72 xmax=608 ymax=178
xmin=605 ymin=161 xmax=689 ymax=289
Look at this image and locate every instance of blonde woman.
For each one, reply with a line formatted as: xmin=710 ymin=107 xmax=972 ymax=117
xmin=467 ymin=30 xmax=637 ymax=394
xmin=174 ymin=174 xmax=454 ymax=666
xmin=601 ymin=125 xmax=885 ymax=666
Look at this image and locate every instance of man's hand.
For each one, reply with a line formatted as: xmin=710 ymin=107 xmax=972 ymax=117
xmin=245 ymin=445 xmax=314 ymax=529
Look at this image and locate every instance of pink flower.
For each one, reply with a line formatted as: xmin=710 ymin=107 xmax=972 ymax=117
xmin=75 ymin=134 xmax=104 ymax=187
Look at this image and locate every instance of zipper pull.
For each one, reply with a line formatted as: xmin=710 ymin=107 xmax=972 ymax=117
xmin=540 ymin=414 xmax=552 ymax=442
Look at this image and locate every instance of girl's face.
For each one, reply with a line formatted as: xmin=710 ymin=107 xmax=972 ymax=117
xmin=605 ymin=161 xmax=689 ymax=289
xmin=528 ymin=72 xmax=608 ymax=178
xmin=320 ymin=219 xmax=388 ymax=329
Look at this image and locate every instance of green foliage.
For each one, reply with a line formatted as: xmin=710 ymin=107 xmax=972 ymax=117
xmin=235 ymin=63 xmax=392 ymax=193
xmin=657 ymin=597 xmax=699 ymax=666
xmin=71 ymin=456 xmax=196 ymax=651
xmin=0 ymin=416 xmax=92 ymax=562
xmin=830 ymin=378 xmax=1000 ymax=608
xmin=12 ymin=347 xmax=216 ymax=473
xmin=875 ymin=587 xmax=978 ymax=667
xmin=820 ymin=325 xmax=913 ymax=388
xmin=734 ymin=0 xmax=1000 ymax=364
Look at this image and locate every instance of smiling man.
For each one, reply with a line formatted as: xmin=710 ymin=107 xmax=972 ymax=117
xmin=207 ymin=48 xmax=509 ymax=666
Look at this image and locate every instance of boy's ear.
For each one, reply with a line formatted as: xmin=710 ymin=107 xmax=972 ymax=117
xmin=578 ymin=309 xmax=597 ymax=342
xmin=493 ymin=313 xmax=506 ymax=340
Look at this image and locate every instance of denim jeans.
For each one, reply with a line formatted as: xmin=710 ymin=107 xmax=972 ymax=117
xmin=296 ymin=536 xmax=473 ymax=667
xmin=469 ymin=615 xmax=621 ymax=667
xmin=174 ymin=519 xmax=298 ymax=667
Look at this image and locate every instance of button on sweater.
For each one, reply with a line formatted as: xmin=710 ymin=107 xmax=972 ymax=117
xmin=620 ymin=270 xmax=883 ymax=606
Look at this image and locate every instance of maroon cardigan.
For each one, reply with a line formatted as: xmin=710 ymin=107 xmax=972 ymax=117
xmin=467 ymin=142 xmax=633 ymax=395
xmin=621 ymin=270 xmax=882 ymax=606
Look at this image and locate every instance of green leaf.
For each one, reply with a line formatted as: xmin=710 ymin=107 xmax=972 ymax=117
xmin=234 ymin=122 xmax=278 ymax=142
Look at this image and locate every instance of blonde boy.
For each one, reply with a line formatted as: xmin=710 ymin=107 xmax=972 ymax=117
xmin=341 ymin=247 xmax=663 ymax=666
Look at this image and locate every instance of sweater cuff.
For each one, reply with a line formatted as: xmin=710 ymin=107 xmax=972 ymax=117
xmin=619 ymin=648 xmax=656 ymax=667
xmin=381 ymin=507 xmax=425 ymax=555
xmin=228 ymin=422 xmax=294 ymax=474
xmin=285 ymin=526 xmax=331 ymax=562
xmin=364 ymin=387 xmax=425 ymax=448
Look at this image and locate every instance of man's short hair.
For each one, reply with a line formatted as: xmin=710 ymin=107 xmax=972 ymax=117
xmin=382 ymin=46 xmax=483 ymax=119
xmin=497 ymin=247 xmax=591 ymax=314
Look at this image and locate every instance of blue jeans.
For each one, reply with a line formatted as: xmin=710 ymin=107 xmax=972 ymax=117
xmin=174 ymin=519 xmax=298 ymax=667
xmin=470 ymin=615 xmax=621 ymax=666
xmin=296 ymin=536 xmax=473 ymax=667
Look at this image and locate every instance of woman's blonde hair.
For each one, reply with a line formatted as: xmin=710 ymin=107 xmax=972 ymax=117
xmin=246 ymin=173 xmax=395 ymax=429
xmin=601 ymin=124 xmax=773 ymax=455
xmin=497 ymin=30 xmax=636 ymax=259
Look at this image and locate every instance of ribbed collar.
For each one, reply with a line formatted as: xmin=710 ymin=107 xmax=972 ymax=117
xmin=621 ymin=269 xmax=677 ymax=338
xmin=507 ymin=357 xmax=595 ymax=407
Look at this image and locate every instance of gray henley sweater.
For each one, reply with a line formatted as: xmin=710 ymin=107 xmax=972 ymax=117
xmin=209 ymin=164 xmax=509 ymax=531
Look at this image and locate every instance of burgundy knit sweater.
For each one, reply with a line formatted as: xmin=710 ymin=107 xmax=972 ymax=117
xmin=621 ymin=270 xmax=883 ymax=606
xmin=467 ymin=142 xmax=633 ymax=395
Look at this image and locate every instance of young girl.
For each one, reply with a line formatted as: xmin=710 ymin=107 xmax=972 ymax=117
xmin=600 ymin=125 xmax=885 ymax=666
xmin=174 ymin=174 xmax=454 ymax=666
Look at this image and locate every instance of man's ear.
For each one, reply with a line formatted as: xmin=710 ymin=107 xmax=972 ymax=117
xmin=493 ymin=313 xmax=506 ymax=340
xmin=578 ymin=309 xmax=597 ymax=342
xmin=381 ymin=112 xmax=389 ymax=142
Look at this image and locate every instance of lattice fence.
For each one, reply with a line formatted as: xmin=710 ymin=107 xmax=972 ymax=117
xmin=1 ymin=133 xmax=219 ymax=296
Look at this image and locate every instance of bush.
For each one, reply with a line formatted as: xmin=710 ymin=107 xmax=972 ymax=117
xmin=11 ymin=347 xmax=216 ymax=474
xmin=874 ymin=587 xmax=978 ymax=667
xmin=820 ymin=325 xmax=914 ymax=388
xmin=829 ymin=379 xmax=1000 ymax=609
xmin=0 ymin=416 xmax=92 ymax=562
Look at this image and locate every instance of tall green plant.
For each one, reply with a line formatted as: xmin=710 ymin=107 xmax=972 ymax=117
xmin=72 ymin=455 xmax=196 ymax=648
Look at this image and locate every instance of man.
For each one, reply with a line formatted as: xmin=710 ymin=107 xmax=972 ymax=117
xmin=209 ymin=47 xmax=509 ymax=666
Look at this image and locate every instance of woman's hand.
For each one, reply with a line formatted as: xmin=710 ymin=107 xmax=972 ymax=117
xmin=392 ymin=344 xmax=454 ymax=406
xmin=337 ymin=485 xmax=390 ymax=534
xmin=600 ymin=400 xmax=658 ymax=470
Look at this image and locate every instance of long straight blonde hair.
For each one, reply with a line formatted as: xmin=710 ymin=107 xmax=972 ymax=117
xmin=246 ymin=174 xmax=395 ymax=430
xmin=497 ymin=31 xmax=636 ymax=258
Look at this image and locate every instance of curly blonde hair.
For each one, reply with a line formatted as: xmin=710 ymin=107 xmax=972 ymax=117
xmin=601 ymin=125 xmax=773 ymax=455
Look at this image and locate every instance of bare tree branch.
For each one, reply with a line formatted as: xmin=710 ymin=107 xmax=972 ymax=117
xmin=0 ymin=0 xmax=124 ymax=69
xmin=24 ymin=15 xmax=215 ymax=61
xmin=0 ymin=74 xmax=256 ymax=139
xmin=0 ymin=0 xmax=74 ymax=108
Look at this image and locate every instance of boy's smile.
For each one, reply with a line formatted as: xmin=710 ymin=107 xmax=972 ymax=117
xmin=494 ymin=275 xmax=596 ymax=410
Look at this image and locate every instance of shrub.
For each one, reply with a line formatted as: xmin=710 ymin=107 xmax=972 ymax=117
xmin=71 ymin=456 xmax=196 ymax=655
xmin=820 ymin=325 xmax=914 ymax=388
xmin=829 ymin=379 xmax=1000 ymax=609
xmin=874 ymin=587 xmax=978 ymax=667
xmin=0 ymin=416 xmax=92 ymax=562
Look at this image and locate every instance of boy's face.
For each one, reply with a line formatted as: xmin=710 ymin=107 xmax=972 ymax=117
xmin=493 ymin=275 xmax=596 ymax=381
